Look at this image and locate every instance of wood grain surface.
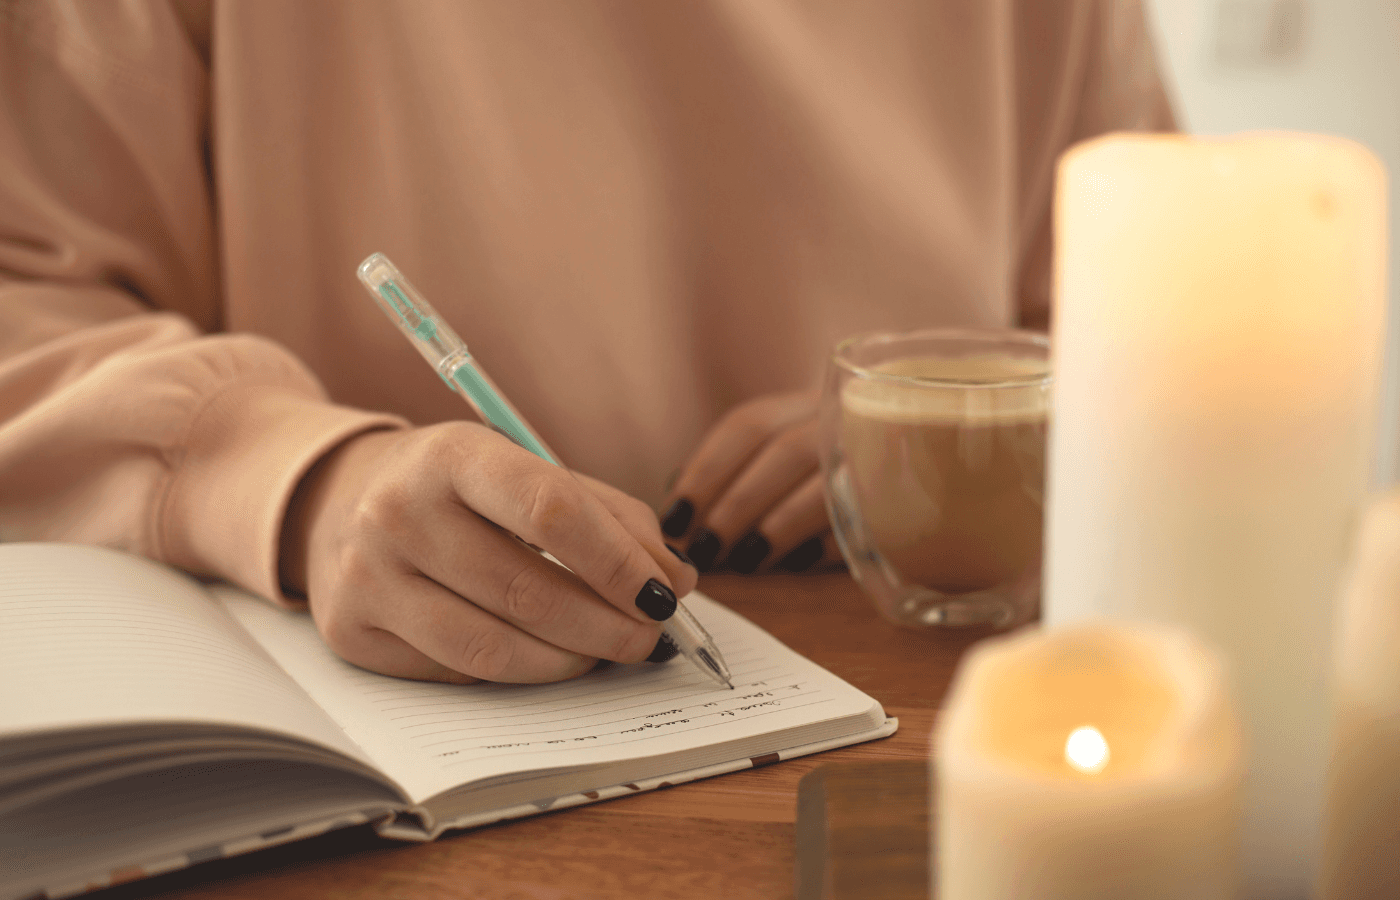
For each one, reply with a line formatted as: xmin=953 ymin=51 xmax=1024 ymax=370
xmin=795 ymin=759 xmax=933 ymax=900
xmin=91 ymin=572 xmax=989 ymax=900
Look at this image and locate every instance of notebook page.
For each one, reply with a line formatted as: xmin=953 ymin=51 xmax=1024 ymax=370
xmin=219 ymin=588 xmax=882 ymax=804
xmin=0 ymin=544 xmax=370 ymax=770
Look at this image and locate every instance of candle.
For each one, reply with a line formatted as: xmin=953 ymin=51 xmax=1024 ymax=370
xmin=1044 ymin=133 xmax=1387 ymax=897
xmin=1319 ymin=490 xmax=1400 ymax=899
xmin=935 ymin=623 xmax=1243 ymax=900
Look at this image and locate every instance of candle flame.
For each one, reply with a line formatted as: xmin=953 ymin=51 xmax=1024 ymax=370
xmin=1065 ymin=725 xmax=1110 ymax=774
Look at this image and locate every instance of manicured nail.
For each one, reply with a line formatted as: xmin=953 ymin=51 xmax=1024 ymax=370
xmin=660 ymin=498 xmax=694 ymax=538
xmin=666 ymin=544 xmax=695 ymax=568
xmin=778 ymin=536 xmax=825 ymax=572
xmin=647 ymin=632 xmax=680 ymax=663
xmin=727 ymin=531 xmax=771 ymax=575
xmin=686 ymin=529 xmax=722 ymax=572
xmin=635 ymin=578 xmax=678 ymax=621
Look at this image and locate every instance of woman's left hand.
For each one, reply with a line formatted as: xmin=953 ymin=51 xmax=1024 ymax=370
xmin=658 ymin=390 xmax=841 ymax=574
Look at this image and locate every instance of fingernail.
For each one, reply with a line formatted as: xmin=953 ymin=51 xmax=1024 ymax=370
xmin=778 ymin=536 xmax=824 ymax=572
xmin=635 ymin=578 xmax=678 ymax=621
xmin=660 ymin=498 xmax=694 ymax=538
xmin=686 ymin=529 xmax=722 ymax=572
xmin=727 ymin=531 xmax=771 ymax=575
xmin=647 ymin=632 xmax=680 ymax=663
xmin=666 ymin=544 xmax=695 ymax=568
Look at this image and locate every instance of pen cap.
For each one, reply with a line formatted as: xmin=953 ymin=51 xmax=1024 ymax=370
xmin=357 ymin=253 xmax=563 ymax=466
xmin=357 ymin=252 xmax=469 ymax=370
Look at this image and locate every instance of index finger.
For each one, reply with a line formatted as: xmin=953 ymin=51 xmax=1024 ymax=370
xmin=574 ymin=472 xmax=699 ymax=599
xmin=447 ymin=428 xmax=681 ymax=627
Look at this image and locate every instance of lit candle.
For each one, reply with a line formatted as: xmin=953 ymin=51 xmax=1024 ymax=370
xmin=1319 ymin=490 xmax=1400 ymax=899
xmin=1045 ymin=133 xmax=1387 ymax=896
xmin=935 ymin=623 xmax=1243 ymax=900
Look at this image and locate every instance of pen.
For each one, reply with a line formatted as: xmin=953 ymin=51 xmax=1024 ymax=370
xmin=356 ymin=252 xmax=734 ymax=690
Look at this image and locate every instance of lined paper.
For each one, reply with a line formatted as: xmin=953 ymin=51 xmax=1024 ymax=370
xmin=220 ymin=589 xmax=881 ymax=804
xmin=0 ymin=544 xmax=368 ymax=769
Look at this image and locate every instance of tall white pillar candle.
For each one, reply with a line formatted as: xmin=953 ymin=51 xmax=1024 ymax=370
xmin=1045 ymin=133 xmax=1387 ymax=898
xmin=1319 ymin=489 xmax=1400 ymax=899
xmin=935 ymin=623 xmax=1243 ymax=900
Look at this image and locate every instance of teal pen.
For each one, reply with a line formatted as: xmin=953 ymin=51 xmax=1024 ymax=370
xmin=356 ymin=253 xmax=733 ymax=690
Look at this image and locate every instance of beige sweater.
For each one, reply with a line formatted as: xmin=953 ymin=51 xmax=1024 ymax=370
xmin=0 ymin=0 xmax=1173 ymax=602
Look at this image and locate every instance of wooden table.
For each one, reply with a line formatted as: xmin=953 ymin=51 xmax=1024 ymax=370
xmin=98 ymin=573 xmax=989 ymax=900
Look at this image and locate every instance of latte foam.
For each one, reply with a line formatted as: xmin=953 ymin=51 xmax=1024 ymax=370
xmin=840 ymin=354 xmax=1050 ymax=423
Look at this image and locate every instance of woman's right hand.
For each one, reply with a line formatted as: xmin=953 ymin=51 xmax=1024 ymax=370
xmin=279 ymin=422 xmax=698 ymax=684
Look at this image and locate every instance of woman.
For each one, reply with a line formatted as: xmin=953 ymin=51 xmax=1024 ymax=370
xmin=0 ymin=0 xmax=1174 ymax=683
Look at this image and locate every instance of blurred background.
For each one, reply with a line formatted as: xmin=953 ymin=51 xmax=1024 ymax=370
xmin=1144 ymin=0 xmax=1400 ymax=481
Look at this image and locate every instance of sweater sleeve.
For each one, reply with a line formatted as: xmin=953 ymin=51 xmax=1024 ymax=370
xmin=0 ymin=1 xmax=405 ymax=601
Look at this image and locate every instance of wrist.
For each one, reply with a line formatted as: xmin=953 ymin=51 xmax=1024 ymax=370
xmin=278 ymin=427 xmax=401 ymax=598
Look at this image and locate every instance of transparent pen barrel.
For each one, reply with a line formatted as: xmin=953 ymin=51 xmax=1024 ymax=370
xmin=665 ymin=604 xmax=731 ymax=683
xmin=440 ymin=353 xmax=561 ymax=465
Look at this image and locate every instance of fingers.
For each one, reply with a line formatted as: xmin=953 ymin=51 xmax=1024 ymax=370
xmin=580 ymin=474 xmax=699 ymax=598
xmin=668 ymin=392 xmax=816 ymax=509
xmin=408 ymin=500 xmax=664 ymax=666
xmin=729 ymin=473 xmax=843 ymax=574
xmin=439 ymin=426 xmax=684 ymax=627
xmin=700 ymin=420 xmax=819 ymax=571
xmin=315 ymin=504 xmax=663 ymax=682
xmin=661 ymin=392 xmax=818 ymax=556
xmin=323 ymin=611 xmax=491 ymax=685
xmin=322 ymin=565 xmax=600 ymax=685
xmin=774 ymin=531 xmax=844 ymax=572
xmin=742 ymin=471 xmax=828 ymax=571
xmin=334 ymin=627 xmax=486 ymax=684
xmin=759 ymin=471 xmax=829 ymax=544
xmin=660 ymin=392 xmax=827 ymax=573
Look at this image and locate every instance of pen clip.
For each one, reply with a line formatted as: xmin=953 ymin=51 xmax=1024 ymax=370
xmin=357 ymin=253 xmax=469 ymax=370
xmin=378 ymin=280 xmax=439 ymax=342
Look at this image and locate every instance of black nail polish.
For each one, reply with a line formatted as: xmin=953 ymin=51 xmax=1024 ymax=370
xmin=660 ymin=498 xmax=694 ymax=538
xmin=647 ymin=632 xmax=680 ymax=663
xmin=666 ymin=544 xmax=695 ymax=568
xmin=727 ymin=531 xmax=771 ymax=575
xmin=778 ymin=536 xmax=824 ymax=572
xmin=635 ymin=578 xmax=678 ymax=621
xmin=686 ymin=529 xmax=722 ymax=572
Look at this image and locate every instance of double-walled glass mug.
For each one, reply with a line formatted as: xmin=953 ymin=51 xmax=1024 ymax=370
xmin=820 ymin=329 xmax=1050 ymax=628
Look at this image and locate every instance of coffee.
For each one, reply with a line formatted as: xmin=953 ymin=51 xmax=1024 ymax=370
xmin=840 ymin=354 xmax=1049 ymax=599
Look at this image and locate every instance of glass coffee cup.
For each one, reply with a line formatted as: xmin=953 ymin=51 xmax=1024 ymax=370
xmin=820 ymin=329 xmax=1050 ymax=628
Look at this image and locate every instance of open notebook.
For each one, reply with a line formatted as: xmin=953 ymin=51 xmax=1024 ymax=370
xmin=0 ymin=543 xmax=894 ymax=900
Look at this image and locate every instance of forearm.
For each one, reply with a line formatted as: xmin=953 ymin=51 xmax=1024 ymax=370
xmin=0 ymin=288 xmax=406 ymax=600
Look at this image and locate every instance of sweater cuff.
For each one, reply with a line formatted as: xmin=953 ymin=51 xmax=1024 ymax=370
xmin=157 ymin=383 xmax=407 ymax=604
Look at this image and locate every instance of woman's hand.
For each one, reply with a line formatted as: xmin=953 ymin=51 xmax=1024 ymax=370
xmin=279 ymin=422 xmax=698 ymax=684
xmin=659 ymin=390 xmax=841 ymax=574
